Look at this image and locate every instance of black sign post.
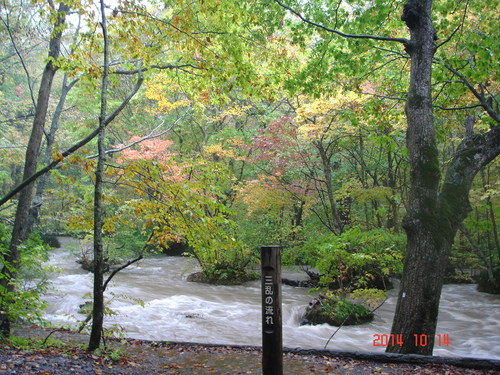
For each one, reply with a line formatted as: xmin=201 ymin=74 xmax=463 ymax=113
xmin=261 ymin=245 xmax=283 ymax=375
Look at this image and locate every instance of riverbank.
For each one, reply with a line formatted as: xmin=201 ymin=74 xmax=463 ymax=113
xmin=1 ymin=325 xmax=498 ymax=374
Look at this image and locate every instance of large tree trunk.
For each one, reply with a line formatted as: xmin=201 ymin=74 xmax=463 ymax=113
xmin=387 ymin=0 xmax=500 ymax=354
xmin=385 ymin=0 xmax=441 ymax=355
xmin=0 ymin=2 xmax=68 ymax=339
xmin=388 ymin=119 xmax=499 ymax=355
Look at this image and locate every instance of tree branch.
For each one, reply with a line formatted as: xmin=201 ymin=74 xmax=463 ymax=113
xmin=102 ymin=255 xmax=143 ymax=292
xmin=439 ymin=60 xmax=499 ymax=123
xmin=272 ymin=0 xmax=408 ymax=45
xmin=113 ymin=62 xmax=203 ymax=75
xmin=433 ymin=103 xmax=483 ymax=111
xmin=0 ymin=69 xmax=144 ymax=208
xmin=436 ymin=0 xmax=470 ymax=49
xmin=86 ymin=109 xmax=190 ymax=159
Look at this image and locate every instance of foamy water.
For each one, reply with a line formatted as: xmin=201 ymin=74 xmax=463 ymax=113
xmin=43 ymin=238 xmax=500 ymax=359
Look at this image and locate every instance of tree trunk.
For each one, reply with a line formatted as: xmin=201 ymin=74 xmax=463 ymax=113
xmin=385 ymin=0 xmax=442 ymax=355
xmin=28 ymin=74 xmax=78 ymax=233
xmin=0 ymin=2 xmax=68 ymax=339
xmin=87 ymin=0 xmax=109 ymax=351
xmin=481 ymin=169 xmax=500 ymax=260
xmin=386 ymin=148 xmax=400 ymax=232
xmin=314 ymin=141 xmax=343 ymax=234
xmin=88 ymin=132 xmax=105 ymax=350
xmin=387 ymin=2 xmax=500 ymax=349
xmin=87 ymin=116 xmax=106 ymax=350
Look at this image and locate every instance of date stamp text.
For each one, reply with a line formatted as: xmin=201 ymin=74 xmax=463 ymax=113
xmin=373 ymin=334 xmax=450 ymax=347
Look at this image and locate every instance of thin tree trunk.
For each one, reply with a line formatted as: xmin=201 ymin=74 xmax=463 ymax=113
xmin=315 ymin=141 xmax=343 ymax=234
xmin=460 ymin=224 xmax=494 ymax=281
xmin=0 ymin=2 xmax=68 ymax=339
xmin=481 ymin=169 xmax=500 ymax=259
xmin=87 ymin=0 xmax=109 ymax=352
xmin=28 ymin=74 xmax=78 ymax=233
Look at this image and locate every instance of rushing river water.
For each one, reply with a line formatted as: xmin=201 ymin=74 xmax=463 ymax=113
xmin=43 ymin=238 xmax=500 ymax=359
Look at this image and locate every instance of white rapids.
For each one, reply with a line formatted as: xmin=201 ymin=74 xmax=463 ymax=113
xmin=42 ymin=238 xmax=500 ymax=359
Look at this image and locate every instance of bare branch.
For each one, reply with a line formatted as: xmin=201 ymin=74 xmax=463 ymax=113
xmin=359 ymin=56 xmax=406 ymax=80
xmin=433 ymin=103 xmax=483 ymax=111
xmin=0 ymin=145 xmax=27 ymax=149
xmin=0 ymin=217 xmax=14 ymax=225
xmin=102 ymin=255 xmax=142 ymax=291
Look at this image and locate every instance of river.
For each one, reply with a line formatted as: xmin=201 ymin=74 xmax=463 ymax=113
xmin=42 ymin=238 xmax=500 ymax=359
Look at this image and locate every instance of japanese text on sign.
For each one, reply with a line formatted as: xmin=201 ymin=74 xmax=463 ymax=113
xmin=264 ymin=275 xmax=274 ymax=325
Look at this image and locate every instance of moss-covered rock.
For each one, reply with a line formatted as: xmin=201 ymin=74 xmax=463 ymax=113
xmin=76 ymin=258 xmax=110 ymax=273
xmin=186 ymin=270 xmax=259 ymax=285
xmin=301 ymin=295 xmax=373 ymax=326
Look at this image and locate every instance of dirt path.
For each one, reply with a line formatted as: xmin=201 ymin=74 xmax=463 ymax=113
xmin=1 ymin=326 xmax=498 ymax=375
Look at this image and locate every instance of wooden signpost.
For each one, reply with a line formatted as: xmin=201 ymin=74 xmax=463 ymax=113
xmin=261 ymin=246 xmax=283 ymax=375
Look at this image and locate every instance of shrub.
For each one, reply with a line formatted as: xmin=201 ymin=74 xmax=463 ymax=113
xmin=40 ymin=233 xmax=61 ymax=248
xmin=188 ymin=245 xmax=259 ymax=285
xmin=477 ymin=269 xmax=500 ymax=294
xmin=289 ymin=227 xmax=405 ymax=291
xmin=0 ymin=226 xmax=53 ymax=332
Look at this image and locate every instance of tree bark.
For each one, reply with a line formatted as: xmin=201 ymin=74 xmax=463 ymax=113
xmin=87 ymin=119 xmax=106 ymax=351
xmin=388 ymin=106 xmax=499 ymax=355
xmin=0 ymin=2 xmax=68 ymax=339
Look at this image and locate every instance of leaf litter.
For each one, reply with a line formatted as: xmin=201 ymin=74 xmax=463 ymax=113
xmin=1 ymin=326 xmax=498 ymax=375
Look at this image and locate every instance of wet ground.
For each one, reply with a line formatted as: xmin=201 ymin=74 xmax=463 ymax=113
xmin=1 ymin=326 xmax=498 ymax=375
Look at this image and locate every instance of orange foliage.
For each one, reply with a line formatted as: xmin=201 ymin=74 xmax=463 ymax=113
xmin=116 ymin=137 xmax=174 ymax=163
